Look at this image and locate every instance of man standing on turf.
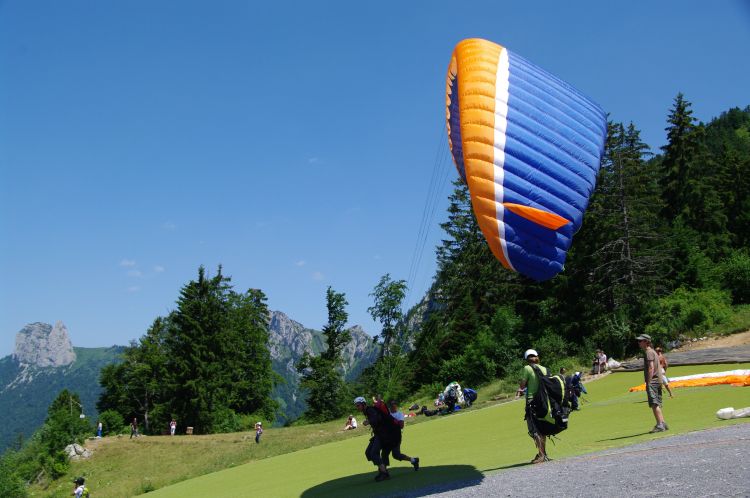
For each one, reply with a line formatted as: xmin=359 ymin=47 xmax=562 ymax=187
xmin=517 ymin=348 xmax=549 ymax=464
xmin=636 ymin=334 xmax=668 ymax=433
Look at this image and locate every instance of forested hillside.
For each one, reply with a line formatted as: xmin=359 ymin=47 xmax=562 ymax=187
xmin=0 ymin=346 xmax=124 ymax=451
xmin=400 ymin=98 xmax=750 ymax=393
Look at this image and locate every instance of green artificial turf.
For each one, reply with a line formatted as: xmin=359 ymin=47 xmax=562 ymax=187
xmin=146 ymin=363 xmax=750 ymax=497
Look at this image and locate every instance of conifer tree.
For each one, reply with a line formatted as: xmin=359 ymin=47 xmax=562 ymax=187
xmin=660 ymin=93 xmax=700 ymax=221
xmin=297 ymin=287 xmax=351 ymax=422
xmin=590 ymin=122 xmax=668 ymax=309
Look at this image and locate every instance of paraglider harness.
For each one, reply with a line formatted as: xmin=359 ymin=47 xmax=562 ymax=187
xmin=442 ymin=382 xmax=465 ymax=411
xmin=364 ymin=401 xmax=401 ymax=465
xmin=526 ymin=365 xmax=571 ymax=437
xmin=462 ymin=388 xmax=478 ymax=406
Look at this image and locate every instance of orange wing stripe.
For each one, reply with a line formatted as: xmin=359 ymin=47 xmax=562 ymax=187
xmin=502 ymin=203 xmax=570 ymax=230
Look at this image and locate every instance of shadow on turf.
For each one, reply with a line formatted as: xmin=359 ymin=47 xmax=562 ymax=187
xmin=596 ymin=431 xmax=651 ymax=441
xmin=300 ymin=464 xmax=483 ymax=498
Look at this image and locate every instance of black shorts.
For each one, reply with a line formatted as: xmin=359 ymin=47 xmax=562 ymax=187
xmin=525 ymin=403 xmax=540 ymax=437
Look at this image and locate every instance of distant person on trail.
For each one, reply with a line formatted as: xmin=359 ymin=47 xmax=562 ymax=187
xmin=170 ymin=418 xmax=177 ymax=436
xmin=96 ymin=420 xmax=102 ymax=438
xmin=518 ymin=349 xmax=550 ymax=464
xmin=130 ymin=418 xmax=139 ymax=439
xmin=354 ymin=395 xmax=400 ymax=482
xmin=384 ymin=400 xmax=419 ymax=471
xmin=637 ymin=334 xmax=668 ymax=433
xmin=255 ymin=422 xmax=263 ymax=443
xmin=344 ymin=415 xmax=358 ymax=430
xmin=655 ymin=347 xmax=675 ymax=398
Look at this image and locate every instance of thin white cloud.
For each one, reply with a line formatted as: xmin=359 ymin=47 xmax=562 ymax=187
xmin=120 ymin=259 xmax=137 ymax=267
xmin=162 ymin=221 xmax=177 ymax=231
xmin=127 ymin=286 xmax=141 ymax=293
xmin=128 ymin=270 xmax=143 ymax=278
xmin=312 ymin=271 xmax=324 ymax=281
xmin=373 ymin=254 xmax=382 ymax=260
xmin=308 ymin=157 xmax=320 ymax=164
xmin=295 ymin=260 xmax=306 ymax=267
xmin=154 ymin=265 xmax=165 ymax=273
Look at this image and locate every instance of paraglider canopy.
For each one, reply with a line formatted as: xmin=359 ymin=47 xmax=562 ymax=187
xmin=446 ymin=38 xmax=607 ymax=281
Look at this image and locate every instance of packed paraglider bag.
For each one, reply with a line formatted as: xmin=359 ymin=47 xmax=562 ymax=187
xmin=462 ymin=388 xmax=478 ymax=406
xmin=528 ymin=365 xmax=571 ymax=436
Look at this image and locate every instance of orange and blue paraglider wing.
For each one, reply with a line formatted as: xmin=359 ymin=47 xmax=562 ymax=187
xmin=446 ymin=38 xmax=607 ymax=281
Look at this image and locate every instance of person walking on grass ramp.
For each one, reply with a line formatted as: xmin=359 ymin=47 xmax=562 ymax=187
xmin=517 ymin=349 xmax=571 ymax=464
xmin=384 ymin=399 xmax=419 ymax=472
xmin=354 ymin=395 xmax=401 ymax=482
xmin=518 ymin=349 xmax=550 ymax=463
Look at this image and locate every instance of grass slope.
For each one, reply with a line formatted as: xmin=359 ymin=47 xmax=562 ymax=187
xmin=37 ymin=363 xmax=747 ymax=498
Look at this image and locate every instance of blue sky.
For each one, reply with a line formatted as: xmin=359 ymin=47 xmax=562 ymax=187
xmin=1 ymin=1 xmax=749 ymax=356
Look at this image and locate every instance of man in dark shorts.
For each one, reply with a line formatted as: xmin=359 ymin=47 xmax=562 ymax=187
xmin=517 ymin=348 xmax=549 ymax=463
xmin=636 ymin=334 xmax=668 ymax=433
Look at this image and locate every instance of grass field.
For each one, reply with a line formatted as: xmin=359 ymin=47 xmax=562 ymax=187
xmin=35 ymin=362 xmax=749 ymax=497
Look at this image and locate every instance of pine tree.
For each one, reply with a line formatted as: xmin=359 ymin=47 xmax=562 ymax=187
xmin=660 ymin=93 xmax=700 ymax=221
xmin=590 ymin=122 xmax=669 ymax=309
xmin=223 ymin=288 xmax=278 ymax=420
xmin=297 ymin=287 xmax=351 ymax=422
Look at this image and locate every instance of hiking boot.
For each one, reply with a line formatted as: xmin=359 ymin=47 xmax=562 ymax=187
xmin=531 ymin=454 xmax=548 ymax=464
xmin=375 ymin=471 xmax=390 ymax=482
xmin=649 ymin=423 xmax=667 ymax=433
xmin=412 ymin=457 xmax=420 ymax=471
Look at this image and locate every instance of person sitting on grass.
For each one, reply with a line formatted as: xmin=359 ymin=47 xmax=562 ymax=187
xmin=344 ymin=415 xmax=358 ymax=430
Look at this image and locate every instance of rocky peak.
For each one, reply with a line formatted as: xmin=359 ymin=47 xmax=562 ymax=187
xmin=268 ymin=311 xmax=316 ymax=360
xmin=13 ymin=321 xmax=76 ymax=368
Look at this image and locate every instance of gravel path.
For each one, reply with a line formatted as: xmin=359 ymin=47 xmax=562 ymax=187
xmin=399 ymin=423 xmax=750 ymax=497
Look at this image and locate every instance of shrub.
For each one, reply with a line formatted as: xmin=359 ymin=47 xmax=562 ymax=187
xmin=719 ymin=250 xmax=750 ymax=304
xmin=0 ymin=454 xmax=27 ymax=498
xmin=645 ymin=288 xmax=732 ymax=345
xmin=99 ymin=409 xmax=125 ymax=436
xmin=210 ymin=407 xmax=243 ymax=434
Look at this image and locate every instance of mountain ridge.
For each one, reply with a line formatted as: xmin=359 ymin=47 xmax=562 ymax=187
xmin=1 ymin=313 xmax=380 ymax=449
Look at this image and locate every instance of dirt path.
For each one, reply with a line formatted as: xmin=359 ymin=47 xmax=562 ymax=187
xmin=671 ymin=329 xmax=750 ymax=352
xmin=617 ymin=330 xmax=750 ymax=371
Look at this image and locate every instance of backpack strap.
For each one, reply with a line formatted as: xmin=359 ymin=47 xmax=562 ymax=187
xmin=530 ymin=363 xmax=544 ymax=379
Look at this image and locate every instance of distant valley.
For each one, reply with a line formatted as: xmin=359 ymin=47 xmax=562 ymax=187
xmin=0 ymin=314 xmax=378 ymax=450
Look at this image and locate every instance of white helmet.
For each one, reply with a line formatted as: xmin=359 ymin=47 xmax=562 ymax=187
xmin=353 ymin=396 xmax=366 ymax=405
xmin=524 ymin=349 xmax=539 ymax=360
